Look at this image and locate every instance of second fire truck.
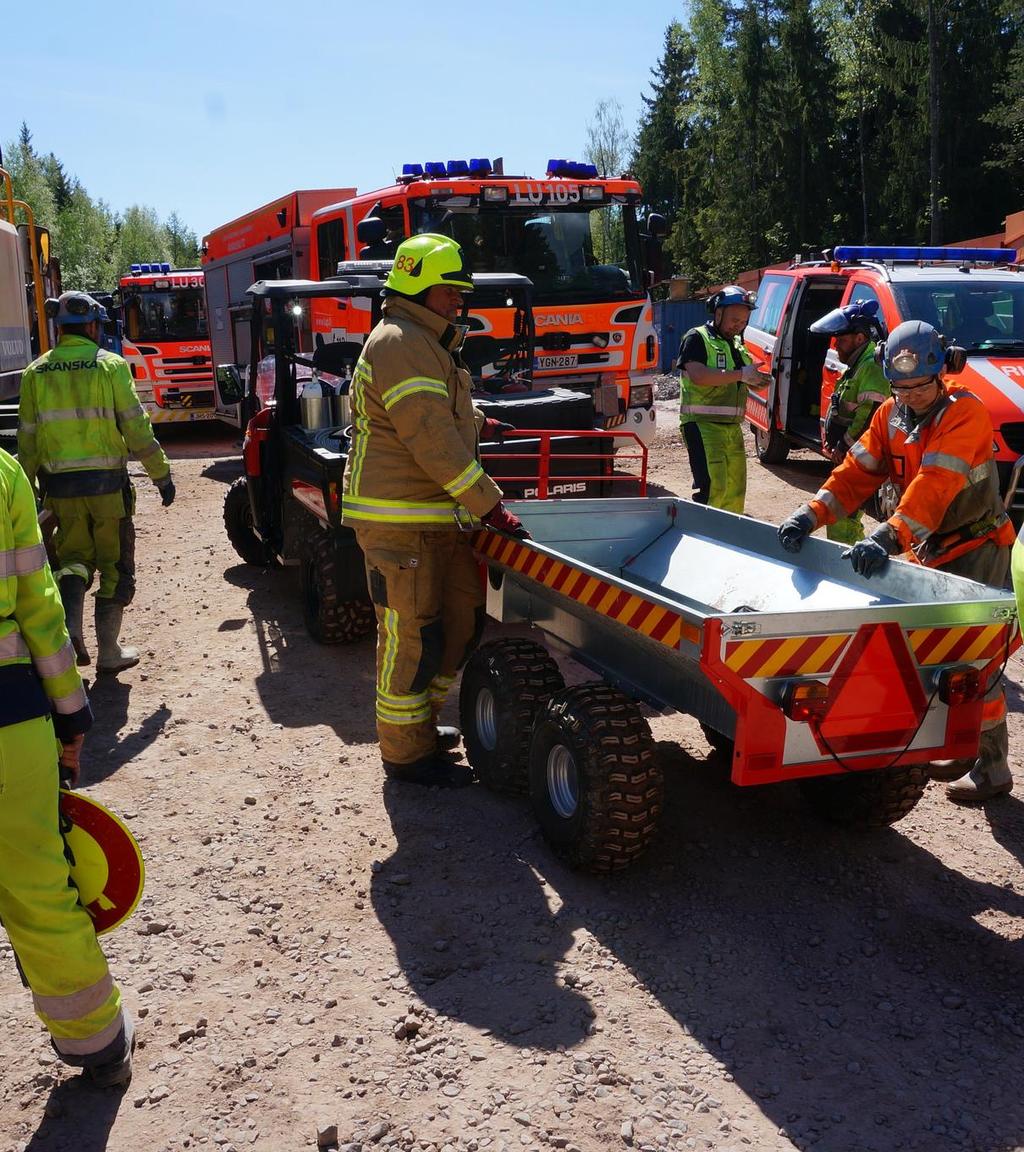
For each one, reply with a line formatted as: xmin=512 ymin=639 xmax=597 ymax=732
xmin=118 ymin=263 xmax=215 ymax=423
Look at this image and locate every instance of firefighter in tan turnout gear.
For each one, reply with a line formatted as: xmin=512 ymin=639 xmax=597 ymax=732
xmin=18 ymin=292 xmax=175 ymax=674
xmin=343 ymin=234 xmax=526 ymax=787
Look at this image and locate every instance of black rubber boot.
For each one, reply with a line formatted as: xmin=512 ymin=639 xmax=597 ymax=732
xmin=58 ymin=575 xmax=91 ymax=666
xmin=382 ymin=754 xmax=474 ymax=788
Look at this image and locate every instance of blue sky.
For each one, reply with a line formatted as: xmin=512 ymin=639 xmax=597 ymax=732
xmin=3 ymin=1 xmax=686 ymax=239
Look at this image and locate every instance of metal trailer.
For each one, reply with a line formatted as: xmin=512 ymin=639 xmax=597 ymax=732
xmin=458 ymin=497 xmax=1018 ymax=872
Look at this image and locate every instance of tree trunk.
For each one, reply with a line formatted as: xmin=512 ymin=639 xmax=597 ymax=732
xmin=928 ymin=0 xmax=942 ymax=243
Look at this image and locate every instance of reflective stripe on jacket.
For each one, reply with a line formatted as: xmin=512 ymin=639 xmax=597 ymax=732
xmin=679 ymin=323 xmax=751 ymax=425
xmin=18 ymin=334 xmax=170 ymax=492
xmin=342 ymin=297 xmax=501 ymax=527
xmin=0 ymin=449 xmax=91 ymax=736
xmin=807 ymin=387 xmax=1015 ymax=566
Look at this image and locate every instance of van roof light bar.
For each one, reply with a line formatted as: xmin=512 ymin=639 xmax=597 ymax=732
xmin=834 ymin=245 xmax=1013 ymax=265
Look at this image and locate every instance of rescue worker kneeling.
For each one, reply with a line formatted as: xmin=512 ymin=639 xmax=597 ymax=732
xmin=0 ymin=448 xmax=134 ymax=1087
xmin=779 ymin=320 xmax=1015 ymax=803
xmin=342 ymin=234 xmax=525 ymax=788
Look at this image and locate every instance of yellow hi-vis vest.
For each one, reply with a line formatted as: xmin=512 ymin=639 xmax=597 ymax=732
xmin=679 ymin=323 xmax=751 ymax=425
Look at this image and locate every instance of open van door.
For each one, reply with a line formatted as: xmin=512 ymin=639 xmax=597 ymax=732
xmin=743 ymin=273 xmax=801 ymax=463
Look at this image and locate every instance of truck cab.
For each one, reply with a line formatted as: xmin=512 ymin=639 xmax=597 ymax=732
xmin=743 ymin=245 xmax=1024 ymax=519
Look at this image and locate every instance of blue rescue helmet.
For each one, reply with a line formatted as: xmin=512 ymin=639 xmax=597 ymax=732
xmin=45 ymin=291 xmax=109 ymax=326
xmin=810 ymin=298 xmax=884 ymax=339
xmin=706 ymin=285 xmax=757 ymax=315
xmin=879 ymin=319 xmax=946 ymax=382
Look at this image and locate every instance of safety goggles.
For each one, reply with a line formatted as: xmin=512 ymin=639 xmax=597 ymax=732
xmin=890 ymin=376 xmax=939 ymax=394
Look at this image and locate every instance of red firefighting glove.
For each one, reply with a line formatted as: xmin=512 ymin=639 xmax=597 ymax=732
xmin=481 ymin=418 xmax=516 ymax=442
xmin=482 ymin=501 xmax=531 ymax=539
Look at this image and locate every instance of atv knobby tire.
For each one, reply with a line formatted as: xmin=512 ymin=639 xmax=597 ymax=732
xmin=224 ymin=477 xmax=271 ymax=566
xmin=799 ymin=764 xmax=928 ymax=830
xmin=301 ymin=531 xmax=374 ymax=645
xmin=459 ymin=638 xmax=565 ymax=793
xmin=529 ymin=683 xmax=662 ymax=872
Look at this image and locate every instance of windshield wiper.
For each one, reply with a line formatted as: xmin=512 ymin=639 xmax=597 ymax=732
xmin=968 ymin=338 xmax=1024 ymax=353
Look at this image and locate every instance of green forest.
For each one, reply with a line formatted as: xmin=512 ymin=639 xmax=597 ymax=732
xmin=630 ymin=0 xmax=1024 ymax=289
xmin=6 ymin=0 xmax=1024 ymax=294
xmin=2 ymin=123 xmax=200 ymax=291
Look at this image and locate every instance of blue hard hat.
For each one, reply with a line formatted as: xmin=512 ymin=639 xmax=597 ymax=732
xmin=880 ymin=319 xmax=945 ymax=382
xmin=706 ymin=285 xmax=757 ymax=314
xmin=810 ymin=298 xmax=883 ymax=338
xmin=45 ymin=291 xmax=109 ymax=326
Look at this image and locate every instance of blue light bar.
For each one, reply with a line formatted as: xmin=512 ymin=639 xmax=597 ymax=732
xmin=469 ymin=158 xmax=491 ymax=176
xmin=140 ymin=263 xmax=152 ymax=273
xmin=130 ymin=264 xmax=142 ymax=274
xmin=402 ymin=163 xmax=424 ymax=178
xmin=160 ymin=262 xmax=171 ymax=273
xmin=835 ymin=245 xmax=1014 ymax=264
xmin=424 ymin=162 xmax=447 ymax=177
xmin=446 ymin=160 xmax=470 ymax=177
xmin=546 ymin=159 xmax=601 ymax=179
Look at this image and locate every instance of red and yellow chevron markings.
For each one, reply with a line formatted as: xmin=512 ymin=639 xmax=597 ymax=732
xmin=475 ymin=531 xmax=699 ymax=648
xmin=906 ymin=623 xmax=1007 ymax=666
xmin=724 ymin=633 xmax=850 ymax=679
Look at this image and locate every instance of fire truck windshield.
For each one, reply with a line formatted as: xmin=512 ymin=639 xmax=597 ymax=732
xmin=409 ymin=199 xmax=643 ymax=305
xmin=123 ymin=287 xmax=208 ymax=343
xmin=893 ymin=281 xmax=1024 ymax=353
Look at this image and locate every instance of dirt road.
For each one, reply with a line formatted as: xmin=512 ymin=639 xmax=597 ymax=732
xmin=2 ymin=414 xmax=1024 ymax=1152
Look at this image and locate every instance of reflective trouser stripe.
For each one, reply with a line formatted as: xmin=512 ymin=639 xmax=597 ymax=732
xmin=358 ymin=526 xmax=483 ymax=765
xmin=0 ymin=715 xmax=123 ymax=1058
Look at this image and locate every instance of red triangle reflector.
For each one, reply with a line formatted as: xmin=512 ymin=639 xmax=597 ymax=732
xmin=816 ymin=622 xmax=927 ymax=754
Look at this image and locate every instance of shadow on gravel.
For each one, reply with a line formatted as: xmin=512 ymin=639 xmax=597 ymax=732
xmin=81 ymin=678 xmax=171 ymax=785
xmin=223 ymin=564 xmax=377 ymax=742
xmin=512 ymin=765 xmax=1024 ymax=1152
xmin=761 ymin=455 xmax=832 ymax=500
xmin=200 ymin=457 xmax=244 ymax=486
xmin=985 ymin=794 xmax=1024 ymax=875
xmin=23 ymin=1074 xmax=124 ymax=1151
xmin=373 ymin=779 xmax=594 ymax=1052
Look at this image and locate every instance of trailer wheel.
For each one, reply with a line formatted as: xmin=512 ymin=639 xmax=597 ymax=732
xmin=799 ymin=764 xmax=928 ymax=830
xmin=459 ymin=639 xmax=565 ymax=794
xmin=529 ymin=684 xmax=662 ymax=872
xmin=224 ymin=477 xmax=270 ymax=565
xmin=752 ymin=423 xmax=790 ymax=465
xmin=301 ymin=531 xmax=374 ymax=645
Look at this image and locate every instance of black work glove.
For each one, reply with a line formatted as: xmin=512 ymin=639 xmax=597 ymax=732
xmin=778 ymin=510 xmax=816 ymax=553
xmin=481 ymin=418 xmax=516 ymax=442
xmin=157 ymin=478 xmax=176 ymax=507
xmin=482 ymin=501 xmax=530 ymax=539
xmin=843 ymin=525 xmax=898 ymax=577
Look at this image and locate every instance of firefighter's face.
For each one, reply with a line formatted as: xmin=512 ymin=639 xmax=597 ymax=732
xmin=715 ymin=304 xmax=752 ymax=337
xmin=424 ymin=284 xmax=465 ymax=322
xmin=834 ymin=331 xmax=867 ymax=365
xmin=891 ymin=374 xmax=941 ymax=414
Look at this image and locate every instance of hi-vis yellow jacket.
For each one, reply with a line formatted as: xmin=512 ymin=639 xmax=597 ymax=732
xmin=18 ymin=334 xmax=170 ymax=497
xmin=0 ymin=448 xmax=90 ymax=737
xmin=342 ymin=297 xmax=501 ymax=527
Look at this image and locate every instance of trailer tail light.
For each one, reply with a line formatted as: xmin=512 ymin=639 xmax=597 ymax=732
xmin=630 ymin=383 xmax=653 ymax=408
xmin=934 ymin=664 xmax=981 ymax=706
xmin=781 ymin=680 xmax=829 ymax=722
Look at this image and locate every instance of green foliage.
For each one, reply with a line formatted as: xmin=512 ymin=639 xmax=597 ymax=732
xmin=3 ymin=124 xmax=200 ymax=289
xmin=631 ymin=2 xmax=1023 ymax=288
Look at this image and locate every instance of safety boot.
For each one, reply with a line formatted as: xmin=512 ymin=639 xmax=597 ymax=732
xmin=946 ymin=721 xmax=1013 ymax=804
xmin=95 ymin=601 xmax=140 ymax=674
xmin=84 ymin=1010 xmax=135 ymax=1089
xmin=383 ymin=754 xmax=474 ymax=789
xmin=58 ymin=575 xmax=91 ymax=666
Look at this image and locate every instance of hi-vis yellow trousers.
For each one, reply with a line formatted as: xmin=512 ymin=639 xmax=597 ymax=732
xmin=355 ymin=526 xmax=484 ymax=765
xmin=0 ymin=715 xmax=126 ymax=1065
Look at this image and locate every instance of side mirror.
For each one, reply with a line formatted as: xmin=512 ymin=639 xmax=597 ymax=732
xmin=216 ymin=363 xmax=245 ymax=404
xmin=356 ymin=216 xmax=386 ymax=245
xmin=646 ymin=213 xmax=668 ymax=240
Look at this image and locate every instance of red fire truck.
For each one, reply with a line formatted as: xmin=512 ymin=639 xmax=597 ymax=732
xmin=118 ymin=263 xmax=215 ymax=423
xmin=202 ymin=160 xmax=666 ymax=439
